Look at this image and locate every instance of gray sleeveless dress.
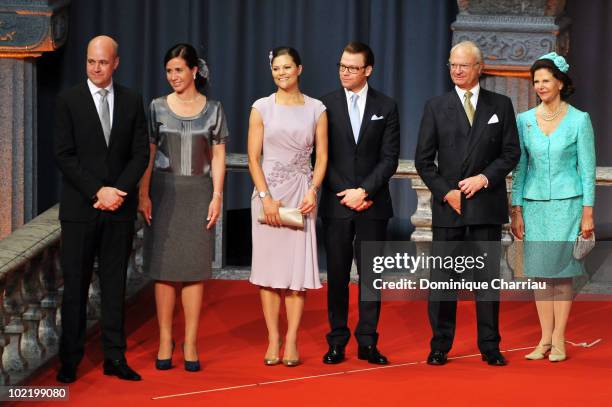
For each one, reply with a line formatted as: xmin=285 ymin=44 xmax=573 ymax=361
xmin=143 ymin=96 xmax=228 ymax=281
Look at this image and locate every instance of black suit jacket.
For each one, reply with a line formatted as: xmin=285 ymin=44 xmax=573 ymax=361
xmin=415 ymin=88 xmax=520 ymax=227
xmin=54 ymin=82 xmax=149 ymax=222
xmin=319 ymin=87 xmax=400 ymax=220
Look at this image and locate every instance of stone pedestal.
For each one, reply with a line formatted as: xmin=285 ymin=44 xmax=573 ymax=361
xmin=452 ymin=0 xmax=570 ymax=113
xmin=0 ymin=0 xmax=69 ymax=239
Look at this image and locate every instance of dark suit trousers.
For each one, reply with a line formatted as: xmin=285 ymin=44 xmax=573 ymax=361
xmin=323 ymin=217 xmax=388 ymax=347
xmin=428 ymin=224 xmax=502 ymax=353
xmin=59 ymin=215 xmax=134 ymax=366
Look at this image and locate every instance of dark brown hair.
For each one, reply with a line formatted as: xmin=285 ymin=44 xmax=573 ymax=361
xmin=343 ymin=41 xmax=375 ymax=67
xmin=164 ymin=43 xmax=207 ymax=90
xmin=271 ymin=46 xmax=302 ymax=66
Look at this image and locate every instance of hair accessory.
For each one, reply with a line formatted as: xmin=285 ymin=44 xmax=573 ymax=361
xmin=537 ymin=52 xmax=569 ymax=73
xmin=197 ymin=58 xmax=209 ymax=79
xmin=268 ymin=50 xmax=273 ymax=68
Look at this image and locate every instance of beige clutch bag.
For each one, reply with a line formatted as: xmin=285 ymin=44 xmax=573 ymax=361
xmin=258 ymin=207 xmax=304 ymax=229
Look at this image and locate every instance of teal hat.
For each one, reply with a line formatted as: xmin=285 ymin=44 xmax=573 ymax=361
xmin=537 ymin=52 xmax=569 ymax=73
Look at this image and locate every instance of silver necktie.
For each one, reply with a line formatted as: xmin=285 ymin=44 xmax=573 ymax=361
xmin=349 ymin=93 xmax=361 ymax=142
xmin=98 ymin=88 xmax=111 ymax=145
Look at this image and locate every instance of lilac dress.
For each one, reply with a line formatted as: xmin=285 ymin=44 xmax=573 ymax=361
xmin=249 ymin=94 xmax=325 ymax=290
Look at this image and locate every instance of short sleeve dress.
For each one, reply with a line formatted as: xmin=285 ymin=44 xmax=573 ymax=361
xmin=249 ymin=94 xmax=325 ymax=291
xmin=143 ymin=96 xmax=228 ymax=282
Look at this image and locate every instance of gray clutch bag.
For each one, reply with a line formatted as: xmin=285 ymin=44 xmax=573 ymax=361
xmin=573 ymin=232 xmax=595 ymax=260
xmin=258 ymin=207 xmax=304 ymax=229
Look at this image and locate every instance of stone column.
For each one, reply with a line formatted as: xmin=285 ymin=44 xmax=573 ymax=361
xmin=0 ymin=0 xmax=69 ymax=239
xmin=451 ymin=0 xmax=570 ymax=113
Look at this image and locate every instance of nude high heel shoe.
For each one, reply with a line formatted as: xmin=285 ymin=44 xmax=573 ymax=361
xmin=524 ymin=343 xmax=552 ymax=360
xmin=264 ymin=340 xmax=282 ymax=366
xmin=548 ymin=343 xmax=567 ymax=362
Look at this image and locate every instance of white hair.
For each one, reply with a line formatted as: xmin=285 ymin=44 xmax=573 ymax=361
xmin=450 ymin=40 xmax=483 ymax=63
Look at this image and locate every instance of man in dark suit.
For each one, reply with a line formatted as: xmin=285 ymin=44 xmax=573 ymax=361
xmin=415 ymin=41 xmax=520 ymax=366
xmin=320 ymin=42 xmax=400 ymax=365
xmin=54 ymin=35 xmax=149 ymax=382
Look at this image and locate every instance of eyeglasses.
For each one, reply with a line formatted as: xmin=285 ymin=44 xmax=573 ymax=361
xmin=337 ymin=63 xmax=366 ymax=74
xmin=447 ymin=62 xmax=480 ymax=71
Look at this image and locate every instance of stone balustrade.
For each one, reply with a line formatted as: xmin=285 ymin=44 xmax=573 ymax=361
xmin=0 ymin=206 xmax=147 ymax=386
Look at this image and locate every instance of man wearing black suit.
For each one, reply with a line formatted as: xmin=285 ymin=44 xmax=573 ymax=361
xmin=415 ymin=41 xmax=520 ymax=366
xmin=320 ymin=42 xmax=400 ymax=365
xmin=54 ymin=36 xmax=149 ymax=382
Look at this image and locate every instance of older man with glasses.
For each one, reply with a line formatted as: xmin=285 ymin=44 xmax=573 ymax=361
xmin=415 ymin=40 xmax=520 ymax=367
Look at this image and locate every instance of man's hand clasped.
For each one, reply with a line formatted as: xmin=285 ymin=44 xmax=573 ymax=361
xmin=337 ymin=187 xmax=372 ymax=212
xmin=94 ymin=186 xmax=127 ymax=211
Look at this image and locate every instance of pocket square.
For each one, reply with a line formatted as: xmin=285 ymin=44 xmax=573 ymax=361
xmin=371 ymin=114 xmax=384 ymax=121
xmin=487 ymin=114 xmax=499 ymax=124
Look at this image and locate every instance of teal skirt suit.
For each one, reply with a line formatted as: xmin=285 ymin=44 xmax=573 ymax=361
xmin=511 ymin=105 xmax=596 ymax=278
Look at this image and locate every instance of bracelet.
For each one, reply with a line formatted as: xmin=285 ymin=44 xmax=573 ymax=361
xmin=511 ymin=207 xmax=522 ymax=214
xmin=212 ymin=191 xmax=223 ymax=200
xmin=309 ymin=184 xmax=319 ymax=194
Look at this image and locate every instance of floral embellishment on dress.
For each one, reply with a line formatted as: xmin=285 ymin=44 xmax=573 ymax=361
xmin=266 ymin=148 xmax=313 ymax=188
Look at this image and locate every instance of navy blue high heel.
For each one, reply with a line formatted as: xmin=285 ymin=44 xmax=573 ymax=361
xmin=183 ymin=344 xmax=201 ymax=372
xmin=155 ymin=341 xmax=175 ymax=370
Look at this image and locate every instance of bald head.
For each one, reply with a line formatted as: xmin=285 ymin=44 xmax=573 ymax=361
xmin=86 ymin=35 xmax=119 ymax=88
xmin=87 ymin=35 xmax=119 ymax=58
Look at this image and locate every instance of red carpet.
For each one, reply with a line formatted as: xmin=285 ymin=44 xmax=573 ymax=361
xmin=12 ymin=280 xmax=612 ymax=406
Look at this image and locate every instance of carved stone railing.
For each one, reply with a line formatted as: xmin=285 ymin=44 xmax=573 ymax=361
xmin=0 ymin=206 xmax=147 ymax=386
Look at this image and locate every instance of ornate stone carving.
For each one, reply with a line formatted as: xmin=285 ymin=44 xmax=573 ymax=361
xmin=452 ymin=14 xmax=571 ymax=69
xmin=457 ymin=0 xmax=566 ymax=16
xmin=0 ymin=0 xmax=69 ymax=58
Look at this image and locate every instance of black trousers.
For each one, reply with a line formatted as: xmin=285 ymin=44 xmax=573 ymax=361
xmin=323 ymin=217 xmax=388 ymax=347
xmin=428 ymin=224 xmax=502 ymax=353
xmin=59 ymin=215 xmax=134 ymax=366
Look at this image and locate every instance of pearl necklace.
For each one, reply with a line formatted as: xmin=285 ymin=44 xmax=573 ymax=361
xmin=538 ymin=102 xmax=565 ymax=121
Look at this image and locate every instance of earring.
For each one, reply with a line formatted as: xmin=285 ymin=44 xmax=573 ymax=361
xmin=193 ymin=73 xmax=196 ymax=80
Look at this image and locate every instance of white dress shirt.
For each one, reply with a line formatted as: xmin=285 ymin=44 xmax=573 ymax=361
xmin=344 ymin=82 xmax=369 ymax=122
xmin=455 ymin=83 xmax=480 ymax=111
xmin=87 ymin=79 xmax=114 ymax=127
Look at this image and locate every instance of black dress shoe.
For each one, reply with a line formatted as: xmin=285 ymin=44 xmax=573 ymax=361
xmin=322 ymin=344 xmax=345 ymax=364
xmin=103 ymin=359 xmax=142 ymax=381
xmin=427 ymin=350 xmax=448 ymax=365
xmin=56 ymin=364 xmax=77 ymax=383
xmin=357 ymin=345 xmax=389 ymax=365
xmin=481 ymin=350 xmax=507 ymax=366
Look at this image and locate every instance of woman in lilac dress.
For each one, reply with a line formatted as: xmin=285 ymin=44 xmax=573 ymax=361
xmin=248 ymin=47 xmax=328 ymax=366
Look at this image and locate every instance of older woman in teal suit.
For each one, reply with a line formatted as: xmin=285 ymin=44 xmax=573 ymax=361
xmin=511 ymin=53 xmax=596 ymax=363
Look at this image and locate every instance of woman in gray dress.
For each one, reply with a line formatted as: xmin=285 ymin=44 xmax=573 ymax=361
xmin=138 ymin=44 xmax=228 ymax=372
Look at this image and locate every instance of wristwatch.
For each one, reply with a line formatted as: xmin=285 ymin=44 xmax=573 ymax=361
xmin=258 ymin=190 xmax=270 ymax=199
